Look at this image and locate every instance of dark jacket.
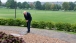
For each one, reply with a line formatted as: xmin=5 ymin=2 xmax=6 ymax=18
xmin=24 ymin=12 xmax=32 ymax=21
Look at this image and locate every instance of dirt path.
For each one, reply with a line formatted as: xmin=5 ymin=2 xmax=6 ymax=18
xmin=0 ymin=26 xmax=76 ymax=43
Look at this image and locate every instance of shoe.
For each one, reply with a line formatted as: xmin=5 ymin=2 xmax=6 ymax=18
xmin=27 ymin=31 xmax=30 ymax=33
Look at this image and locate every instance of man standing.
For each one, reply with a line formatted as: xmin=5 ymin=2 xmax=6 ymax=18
xmin=23 ymin=11 xmax=32 ymax=33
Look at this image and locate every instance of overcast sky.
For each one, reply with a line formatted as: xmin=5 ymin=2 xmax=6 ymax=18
xmin=1 ymin=0 xmax=76 ymax=3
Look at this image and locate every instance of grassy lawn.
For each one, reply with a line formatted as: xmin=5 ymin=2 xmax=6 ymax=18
xmin=0 ymin=8 xmax=76 ymax=24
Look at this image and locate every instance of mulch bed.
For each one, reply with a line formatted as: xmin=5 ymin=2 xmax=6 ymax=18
xmin=0 ymin=30 xmax=68 ymax=43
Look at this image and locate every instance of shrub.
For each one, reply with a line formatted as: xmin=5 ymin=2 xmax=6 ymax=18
xmin=0 ymin=32 xmax=26 ymax=43
xmin=31 ymin=21 xmax=39 ymax=28
xmin=7 ymin=19 xmax=22 ymax=26
xmin=71 ymin=24 xmax=76 ymax=32
xmin=7 ymin=19 xmax=15 ymax=26
xmin=38 ymin=21 xmax=46 ymax=29
xmin=21 ymin=20 xmax=27 ymax=27
xmin=63 ymin=23 xmax=71 ymax=32
xmin=14 ymin=19 xmax=22 ymax=26
xmin=55 ymin=22 xmax=72 ymax=31
xmin=46 ymin=22 xmax=55 ymax=30
xmin=0 ymin=19 xmax=7 ymax=25
xmin=55 ymin=22 xmax=64 ymax=31
xmin=0 ymin=18 xmax=76 ymax=33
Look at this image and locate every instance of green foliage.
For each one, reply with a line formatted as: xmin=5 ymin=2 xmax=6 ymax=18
xmin=17 ymin=2 xmax=22 ymax=9
xmin=21 ymin=20 xmax=27 ymax=27
xmin=43 ymin=2 xmax=51 ymax=10
xmin=0 ymin=18 xmax=76 ymax=33
xmin=62 ymin=23 xmax=72 ymax=32
xmin=62 ymin=2 xmax=70 ymax=10
xmin=55 ymin=22 xmax=72 ymax=31
xmin=0 ymin=19 xmax=7 ymax=25
xmin=38 ymin=21 xmax=46 ymax=29
xmin=14 ymin=19 xmax=22 ymax=26
xmin=22 ymin=1 xmax=29 ymax=9
xmin=7 ymin=19 xmax=22 ymax=26
xmin=35 ymin=1 xmax=42 ymax=10
xmin=69 ymin=2 xmax=75 ymax=10
xmin=51 ymin=4 xmax=61 ymax=11
xmin=6 ymin=0 xmax=17 ymax=9
xmin=71 ymin=24 xmax=76 ymax=32
xmin=74 ymin=6 xmax=76 ymax=11
xmin=0 ymin=0 xmax=2 ymax=6
xmin=46 ymin=22 xmax=55 ymax=30
xmin=29 ymin=3 xmax=35 ymax=9
xmin=7 ymin=19 xmax=15 ymax=26
xmin=55 ymin=22 xmax=64 ymax=31
xmin=31 ymin=21 xmax=39 ymax=28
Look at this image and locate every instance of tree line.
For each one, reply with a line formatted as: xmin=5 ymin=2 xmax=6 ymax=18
xmin=0 ymin=0 xmax=76 ymax=11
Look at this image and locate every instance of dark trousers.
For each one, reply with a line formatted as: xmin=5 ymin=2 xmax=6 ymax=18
xmin=27 ymin=21 xmax=31 ymax=32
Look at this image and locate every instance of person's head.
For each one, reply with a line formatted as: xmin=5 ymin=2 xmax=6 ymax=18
xmin=23 ymin=11 xmax=27 ymax=15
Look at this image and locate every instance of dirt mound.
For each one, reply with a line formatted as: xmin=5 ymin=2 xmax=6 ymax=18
xmin=22 ymin=33 xmax=68 ymax=43
xmin=0 ymin=30 xmax=68 ymax=43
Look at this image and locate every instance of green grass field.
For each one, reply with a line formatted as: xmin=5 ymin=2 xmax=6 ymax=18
xmin=0 ymin=8 xmax=76 ymax=24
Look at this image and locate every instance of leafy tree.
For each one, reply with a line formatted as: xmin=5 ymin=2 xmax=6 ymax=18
xmin=0 ymin=0 xmax=2 ymax=6
xmin=42 ymin=4 xmax=45 ymax=10
xmin=56 ymin=4 xmax=61 ymax=10
xmin=6 ymin=0 xmax=17 ymax=9
xmin=35 ymin=1 xmax=42 ymax=10
xmin=6 ymin=0 xmax=10 ymax=8
xmin=74 ymin=6 xmax=76 ymax=11
xmin=74 ymin=1 xmax=76 ymax=4
xmin=50 ymin=4 xmax=61 ymax=11
xmin=29 ymin=3 xmax=35 ymax=9
xmin=50 ymin=4 xmax=55 ymax=10
xmin=69 ymin=2 xmax=75 ymax=10
xmin=17 ymin=2 xmax=22 ymax=9
xmin=44 ymin=2 xmax=51 ymax=10
xmin=22 ymin=1 xmax=29 ymax=9
xmin=62 ymin=2 xmax=70 ymax=10
xmin=42 ymin=3 xmax=61 ymax=10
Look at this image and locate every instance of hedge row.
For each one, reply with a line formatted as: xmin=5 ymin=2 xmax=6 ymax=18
xmin=0 ymin=19 xmax=27 ymax=27
xmin=0 ymin=19 xmax=76 ymax=32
